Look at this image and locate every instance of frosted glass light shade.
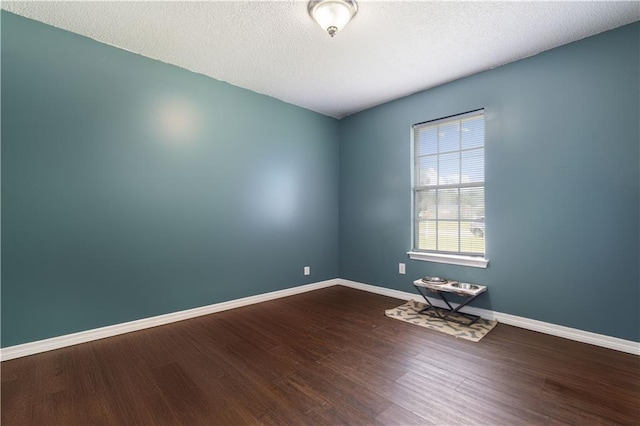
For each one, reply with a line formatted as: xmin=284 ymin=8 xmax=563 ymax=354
xmin=308 ymin=0 xmax=358 ymax=37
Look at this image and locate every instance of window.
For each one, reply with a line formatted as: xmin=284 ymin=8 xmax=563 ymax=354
xmin=410 ymin=110 xmax=487 ymax=267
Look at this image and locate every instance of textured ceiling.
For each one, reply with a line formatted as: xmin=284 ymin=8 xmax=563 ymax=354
xmin=3 ymin=1 xmax=639 ymax=119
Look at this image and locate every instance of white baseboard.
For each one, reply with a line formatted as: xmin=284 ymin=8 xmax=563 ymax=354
xmin=0 ymin=279 xmax=340 ymax=362
xmin=337 ymin=279 xmax=640 ymax=356
xmin=2 ymin=277 xmax=638 ymax=361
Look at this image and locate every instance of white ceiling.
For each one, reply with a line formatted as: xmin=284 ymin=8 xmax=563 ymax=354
xmin=3 ymin=1 xmax=639 ymax=119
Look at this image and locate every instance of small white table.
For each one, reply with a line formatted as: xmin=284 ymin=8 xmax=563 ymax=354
xmin=413 ymin=279 xmax=487 ymax=326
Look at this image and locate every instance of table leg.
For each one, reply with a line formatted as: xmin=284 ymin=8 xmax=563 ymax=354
xmin=413 ymin=285 xmax=483 ymax=326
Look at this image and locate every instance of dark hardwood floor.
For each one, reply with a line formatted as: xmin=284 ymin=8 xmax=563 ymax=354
xmin=2 ymin=286 xmax=639 ymax=425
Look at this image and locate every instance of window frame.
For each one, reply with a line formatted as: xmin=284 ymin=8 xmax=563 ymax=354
xmin=408 ymin=109 xmax=489 ymax=268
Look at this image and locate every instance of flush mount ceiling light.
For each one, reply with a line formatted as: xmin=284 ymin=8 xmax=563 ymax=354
xmin=308 ymin=0 xmax=358 ymax=37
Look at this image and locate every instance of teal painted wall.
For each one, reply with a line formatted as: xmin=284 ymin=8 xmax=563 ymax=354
xmin=1 ymin=12 xmax=340 ymax=347
xmin=339 ymin=22 xmax=640 ymax=341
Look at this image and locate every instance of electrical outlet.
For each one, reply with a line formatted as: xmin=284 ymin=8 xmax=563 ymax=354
xmin=399 ymin=263 xmax=406 ymax=274
xmin=304 ymin=266 xmax=310 ymax=276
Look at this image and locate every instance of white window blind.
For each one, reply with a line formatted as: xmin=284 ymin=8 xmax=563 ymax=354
xmin=412 ymin=110 xmax=485 ymax=256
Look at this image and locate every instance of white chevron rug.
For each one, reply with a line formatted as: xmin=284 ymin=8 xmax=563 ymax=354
xmin=385 ymin=299 xmax=497 ymax=342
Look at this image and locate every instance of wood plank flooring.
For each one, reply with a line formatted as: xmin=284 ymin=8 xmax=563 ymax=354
xmin=2 ymin=286 xmax=639 ymax=425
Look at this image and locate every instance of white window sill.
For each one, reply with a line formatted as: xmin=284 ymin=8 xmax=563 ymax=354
xmin=407 ymin=251 xmax=489 ymax=268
